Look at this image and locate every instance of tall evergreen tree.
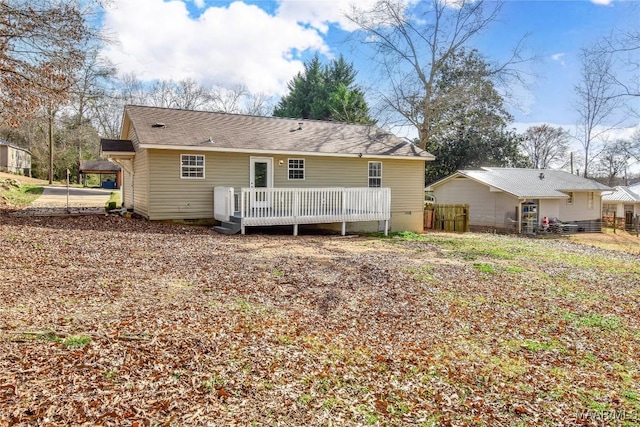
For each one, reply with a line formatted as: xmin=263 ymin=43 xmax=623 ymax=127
xmin=273 ymin=54 xmax=373 ymax=124
xmin=425 ymin=50 xmax=528 ymax=184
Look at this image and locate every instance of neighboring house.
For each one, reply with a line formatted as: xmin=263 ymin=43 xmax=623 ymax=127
xmin=0 ymin=140 xmax=31 ymax=176
xmin=101 ymin=105 xmax=434 ymax=234
xmin=79 ymin=160 xmax=122 ymax=189
xmin=602 ymin=186 xmax=640 ymax=230
xmin=427 ymin=167 xmax=612 ymax=233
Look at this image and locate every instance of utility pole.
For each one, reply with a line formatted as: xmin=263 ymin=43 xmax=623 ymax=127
xmin=48 ymin=105 xmax=53 ymax=184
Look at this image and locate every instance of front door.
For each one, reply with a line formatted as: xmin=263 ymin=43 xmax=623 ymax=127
xmin=249 ymin=157 xmax=273 ymax=208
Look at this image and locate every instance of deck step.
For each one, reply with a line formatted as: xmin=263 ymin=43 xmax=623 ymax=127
xmin=213 ymin=220 xmax=241 ymax=235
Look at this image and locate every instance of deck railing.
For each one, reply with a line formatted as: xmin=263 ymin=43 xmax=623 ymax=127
xmin=214 ymin=187 xmax=391 ymax=235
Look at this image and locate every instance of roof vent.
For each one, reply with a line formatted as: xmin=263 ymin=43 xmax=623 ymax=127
xmin=289 ymin=122 xmax=303 ymax=132
xmin=539 ymin=172 xmax=545 ymax=180
xmin=151 ymin=123 xmax=166 ymax=128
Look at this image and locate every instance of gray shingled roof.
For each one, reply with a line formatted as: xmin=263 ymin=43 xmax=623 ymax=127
xmin=436 ymin=167 xmax=612 ymax=198
xmin=79 ymin=160 xmax=121 ymax=172
xmin=602 ymin=186 xmax=640 ymax=203
xmin=123 ymin=105 xmax=433 ymax=160
xmin=101 ymin=139 xmax=135 ymax=153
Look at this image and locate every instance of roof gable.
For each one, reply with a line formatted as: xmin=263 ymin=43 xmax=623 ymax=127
xmin=122 ymin=105 xmax=433 ymax=160
xmin=602 ymin=186 xmax=640 ymax=203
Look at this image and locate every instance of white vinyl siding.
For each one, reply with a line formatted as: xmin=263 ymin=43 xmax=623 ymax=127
xmin=181 ymin=154 xmax=205 ymax=179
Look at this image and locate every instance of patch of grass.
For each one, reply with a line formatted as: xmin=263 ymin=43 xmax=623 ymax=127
xmin=623 ymin=389 xmax=639 ymax=402
xmin=403 ymin=265 xmax=434 ymax=281
xmin=106 ymin=191 xmax=121 ymax=208
xmin=509 ymin=339 xmax=566 ymax=353
xmin=388 ymin=231 xmax=428 ymax=241
xmin=298 ymin=394 xmax=313 ymax=405
xmin=490 ymin=356 xmax=528 ymax=379
xmin=563 ymin=312 xmax=623 ymax=330
xmin=63 ymin=335 xmax=91 ymax=349
xmin=272 ymin=269 xmax=283 ymax=277
xmin=363 ymin=410 xmax=378 ymax=425
xmin=473 ymin=262 xmax=497 ymax=274
xmin=202 ymin=375 xmax=225 ymax=392
xmin=323 ymin=397 xmax=338 ymax=410
xmin=16 ymin=331 xmax=62 ymax=343
xmin=235 ymin=297 xmax=251 ymax=311
xmin=504 ymin=265 xmax=526 ymax=273
xmin=2 ymin=184 xmax=44 ymax=206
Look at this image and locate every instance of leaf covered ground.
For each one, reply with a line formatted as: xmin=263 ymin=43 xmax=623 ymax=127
xmin=1 ymin=210 xmax=639 ymax=426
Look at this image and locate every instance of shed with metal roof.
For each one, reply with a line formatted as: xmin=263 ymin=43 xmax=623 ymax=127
xmin=427 ymin=167 xmax=612 ymax=233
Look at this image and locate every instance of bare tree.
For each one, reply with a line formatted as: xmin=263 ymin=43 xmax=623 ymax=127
xmin=243 ymin=92 xmax=273 ymax=116
xmin=149 ymin=80 xmax=176 ymax=108
xmin=345 ymin=0 xmax=531 ymax=149
xmin=574 ymin=48 xmax=624 ymax=178
xmin=0 ymin=0 xmax=102 ymax=127
xmin=174 ymin=78 xmax=211 ymax=110
xmin=596 ymin=139 xmax=633 ymax=186
xmin=118 ymin=73 xmax=148 ymax=106
xmin=592 ymin=6 xmax=639 ymax=104
xmin=209 ymin=84 xmax=249 ymax=113
xmin=520 ymin=125 xmax=570 ymax=169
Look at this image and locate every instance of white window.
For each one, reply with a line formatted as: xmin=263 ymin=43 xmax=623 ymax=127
xmin=368 ymin=161 xmax=382 ymax=188
xmin=588 ymin=192 xmax=594 ymax=209
xmin=181 ymin=154 xmax=204 ymax=179
xmin=566 ymin=192 xmax=574 ymax=205
xmin=288 ymin=158 xmax=305 ymax=180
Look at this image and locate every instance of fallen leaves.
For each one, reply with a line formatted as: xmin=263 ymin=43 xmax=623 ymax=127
xmin=0 ymin=209 xmax=639 ymax=425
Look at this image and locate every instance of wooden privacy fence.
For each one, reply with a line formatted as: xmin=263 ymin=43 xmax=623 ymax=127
xmin=425 ymin=204 xmax=470 ymax=232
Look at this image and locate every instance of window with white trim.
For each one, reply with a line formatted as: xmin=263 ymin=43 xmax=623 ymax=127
xmin=588 ymin=191 xmax=594 ymax=209
xmin=566 ymin=192 xmax=574 ymax=205
xmin=288 ymin=158 xmax=305 ymax=180
xmin=181 ymin=154 xmax=204 ymax=178
xmin=368 ymin=161 xmax=382 ymax=188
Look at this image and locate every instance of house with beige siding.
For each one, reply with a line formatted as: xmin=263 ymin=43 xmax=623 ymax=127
xmin=427 ymin=168 xmax=612 ymax=233
xmin=101 ymin=105 xmax=433 ymax=235
xmin=0 ymin=140 xmax=31 ymax=176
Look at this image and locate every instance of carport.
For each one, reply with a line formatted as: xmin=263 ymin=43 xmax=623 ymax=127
xmin=79 ymin=160 xmax=122 ymax=189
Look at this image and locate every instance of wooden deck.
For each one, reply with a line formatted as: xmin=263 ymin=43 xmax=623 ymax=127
xmin=214 ymin=187 xmax=391 ymax=235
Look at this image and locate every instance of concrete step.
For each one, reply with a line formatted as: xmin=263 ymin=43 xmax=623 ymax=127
xmin=213 ymin=220 xmax=241 ymax=235
xmin=213 ymin=225 xmax=239 ymax=235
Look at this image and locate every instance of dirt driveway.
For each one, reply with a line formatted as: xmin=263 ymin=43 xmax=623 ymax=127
xmin=29 ymin=186 xmax=114 ymax=208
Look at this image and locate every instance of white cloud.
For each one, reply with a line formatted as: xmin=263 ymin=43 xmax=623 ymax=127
xmin=551 ymin=52 xmax=566 ymax=67
xmin=101 ymin=0 xmax=330 ymax=95
xmin=591 ymin=0 xmax=614 ymax=5
xmin=192 ymin=0 xmax=205 ymax=8
xmin=275 ymin=0 xmax=385 ymax=33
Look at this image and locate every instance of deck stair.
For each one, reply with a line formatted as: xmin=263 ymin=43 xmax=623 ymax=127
xmin=213 ymin=214 xmax=242 ymax=235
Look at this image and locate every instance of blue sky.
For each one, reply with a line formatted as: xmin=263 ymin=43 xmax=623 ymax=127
xmin=100 ymin=0 xmax=639 ymax=138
